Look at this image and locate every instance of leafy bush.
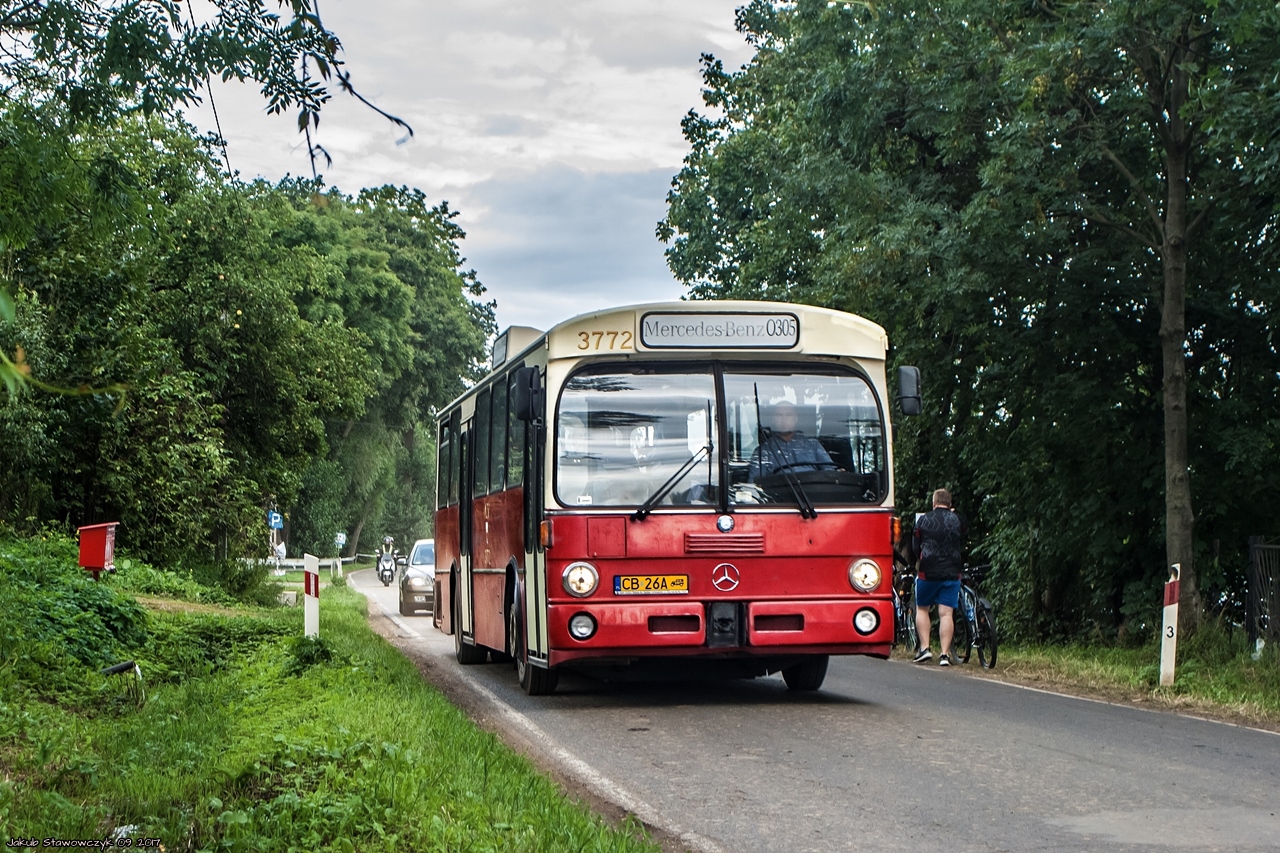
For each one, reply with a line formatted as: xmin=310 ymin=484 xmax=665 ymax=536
xmin=184 ymin=557 xmax=283 ymax=607
xmin=0 ymin=531 xmax=149 ymax=701
xmin=285 ymin=635 xmax=339 ymax=676
xmin=110 ymin=558 xmax=236 ymax=605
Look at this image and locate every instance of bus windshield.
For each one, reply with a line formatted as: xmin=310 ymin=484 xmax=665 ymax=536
xmin=555 ymin=365 xmax=885 ymax=508
xmin=557 ymin=367 xmax=718 ymax=508
xmin=723 ymin=369 xmax=885 ymax=507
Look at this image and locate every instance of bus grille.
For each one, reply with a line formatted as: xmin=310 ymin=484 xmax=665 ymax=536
xmin=684 ymin=533 xmax=764 ymax=554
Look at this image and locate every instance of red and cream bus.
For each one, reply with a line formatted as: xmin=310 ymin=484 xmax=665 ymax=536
xmin=433 ymin=301 xmax=919 ymax=694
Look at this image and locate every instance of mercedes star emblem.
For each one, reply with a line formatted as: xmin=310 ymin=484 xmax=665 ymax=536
xmin=716 ymin=514 xmax=735 ymax=532
xmin=712 ymin=563 xmax=740 ymax=591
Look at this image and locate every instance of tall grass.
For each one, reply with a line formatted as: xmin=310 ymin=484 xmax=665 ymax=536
xmin=0 ymin=531 xmax=657 ymax=851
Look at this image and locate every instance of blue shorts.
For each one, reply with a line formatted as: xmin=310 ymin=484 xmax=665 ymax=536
xmin=916 ymin=578 xmax=960 ymax=610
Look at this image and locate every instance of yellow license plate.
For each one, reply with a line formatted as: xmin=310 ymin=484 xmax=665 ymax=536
xmin=613 ymin=574 xmax=689 ymax=595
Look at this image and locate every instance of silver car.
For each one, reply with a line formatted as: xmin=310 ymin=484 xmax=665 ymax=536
xmin=398 ymin=538 xmax=435 ymax=616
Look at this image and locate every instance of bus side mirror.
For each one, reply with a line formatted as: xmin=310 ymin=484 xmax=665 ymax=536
xmin=897 ymin=366 xmax=922 ymax=416
xmin=512 ymin=366 xmax=542 ymax=422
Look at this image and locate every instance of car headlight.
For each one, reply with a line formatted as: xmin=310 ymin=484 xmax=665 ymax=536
xmin=853 ymin=608 xmax=879 ymax=635
xmin=562 ymin=562 xmax=599 ymax=597
xmin=848 ymin=559 xmax=882 ymax=592
xmin=408 ymin=576 xmax=426 ymax=588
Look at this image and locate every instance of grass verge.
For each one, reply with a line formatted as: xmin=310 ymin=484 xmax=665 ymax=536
xmin=898 ymin=619 xmax=1280 ymax=730
xmin=0 ymin=531 xmax=658 ymax=852
xmin=984 ymin=632 xmax=1280 ymax=728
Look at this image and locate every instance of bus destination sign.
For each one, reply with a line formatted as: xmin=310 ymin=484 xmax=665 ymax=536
xmin=640 ymin=312 xmax=799 ymax=349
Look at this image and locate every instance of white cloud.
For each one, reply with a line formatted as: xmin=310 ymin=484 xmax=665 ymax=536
xmin=182 ymin=0 xmax=754 ymax=330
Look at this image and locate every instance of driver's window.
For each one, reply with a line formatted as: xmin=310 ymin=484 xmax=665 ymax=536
xmin=724 ymin=370 xmax=885 ymax=506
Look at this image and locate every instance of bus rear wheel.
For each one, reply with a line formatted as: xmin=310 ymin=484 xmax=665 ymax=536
xmin=782 ymin=655 xmax=829 ymax=691
xmin=508 ymin=596 xmax=558 ymax=695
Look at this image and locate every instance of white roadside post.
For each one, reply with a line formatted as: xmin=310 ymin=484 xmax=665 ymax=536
xmin=304 ymin=553 xmax=320 ymax=638
xmin=1160 ymin=563 xmax=1180 ymax=687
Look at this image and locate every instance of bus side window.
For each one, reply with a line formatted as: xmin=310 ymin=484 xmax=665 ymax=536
xmin=474 ymin=388 xmax=492 ymax=498
xmin=437 ymin=420 xmax=451 ymax=510
xmin=448 ymin=410 xmax=461 ymax=506
xmin=507 ymin=367 xmax=525 ymax=488
xmin=491 ymin=375 xmax=508 ymax=492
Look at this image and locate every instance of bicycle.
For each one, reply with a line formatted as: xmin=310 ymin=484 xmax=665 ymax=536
xmin=892 ymin=561 xmax=919 ymax=654
xmin=952 ymin=563 xmax=998 ymax=669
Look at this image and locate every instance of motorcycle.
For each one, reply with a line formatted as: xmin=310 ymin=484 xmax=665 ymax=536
xmin=377 ymin=550 xmax=396 ymax=586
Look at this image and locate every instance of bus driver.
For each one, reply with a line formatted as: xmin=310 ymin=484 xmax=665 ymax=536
xmin=748 ymin=400 xmax=837 ymax=480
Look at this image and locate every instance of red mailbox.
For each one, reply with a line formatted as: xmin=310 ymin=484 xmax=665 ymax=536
xmin=78 ymin=522 xmax=118 ymax=579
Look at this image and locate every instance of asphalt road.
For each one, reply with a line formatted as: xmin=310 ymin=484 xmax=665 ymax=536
xmin=349 ymin=569 xmax=1280 ymax=853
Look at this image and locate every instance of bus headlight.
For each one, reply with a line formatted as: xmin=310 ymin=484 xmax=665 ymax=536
xmin=568 ymin=612 xmax=597 ymax=640
xmin=853 ymin=608 xmax=879 ymax=635
xmin=848 ymin=559 xmax=882 ymax=592
xmin=562 ymin=562 xmax=599 ymax=597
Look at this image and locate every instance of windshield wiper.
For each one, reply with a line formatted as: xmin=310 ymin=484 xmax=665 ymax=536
xmin=754 ymin=384 xmax=817 ymax=519
xmin=632 ymin=444 xmax=711 ymax=521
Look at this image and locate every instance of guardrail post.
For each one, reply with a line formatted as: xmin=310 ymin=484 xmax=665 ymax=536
xmin=304 ymin=553 xmax=320 ymax=638
xmin=1160 ymin=563 xmax=1180 ymax=686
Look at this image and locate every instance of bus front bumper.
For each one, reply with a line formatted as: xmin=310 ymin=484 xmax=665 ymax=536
xmin=546 ymin=598 xmax=893 ymax=667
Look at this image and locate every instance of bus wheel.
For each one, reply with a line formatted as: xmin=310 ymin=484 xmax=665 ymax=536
xmin=508 ymin=595 xmax=558 ymax=695
xmin=782 ymin=655 xmax=829 ymax=691
xmin=453 ymin=585 xmax=487 ymax=665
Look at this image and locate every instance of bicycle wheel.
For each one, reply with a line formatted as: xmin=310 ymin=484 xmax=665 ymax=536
xmin=904 ymin=609 xmax=919 ymax=654
xmin=976 ymin=605 xmax=998 ymax=669
xmin=951 ymin=593 xmax=973 ymax=664
xmin=893 ymin=589 xmax=917 ymax=651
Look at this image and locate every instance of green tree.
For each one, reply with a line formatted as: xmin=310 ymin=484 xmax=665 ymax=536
xmin=273 ymin=183 xmax=492 ymax=558
xmin=0 ymin=118 xmax=376 ymax=562
xmin=661 ymin=0 xmax=1280 ymax=637
xmin=0 ymin=0 xmax=410 ymax=390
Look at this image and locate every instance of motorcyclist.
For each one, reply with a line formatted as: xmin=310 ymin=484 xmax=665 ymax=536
xmin=378 ymin=536 xmax=397 ymax=582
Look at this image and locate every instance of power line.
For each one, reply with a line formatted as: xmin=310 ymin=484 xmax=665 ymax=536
xmin=184 ymin=0 xmax=233 ymax=176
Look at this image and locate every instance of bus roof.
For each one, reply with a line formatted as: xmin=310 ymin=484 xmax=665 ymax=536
xmin=445 ymin=301 xmax=891 ymax=416
xmin=544 ymin=300 xmax=888 ymax=361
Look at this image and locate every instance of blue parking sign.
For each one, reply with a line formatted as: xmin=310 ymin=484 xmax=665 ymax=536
xmin=268 ymin=512 xmax=283 ymax=529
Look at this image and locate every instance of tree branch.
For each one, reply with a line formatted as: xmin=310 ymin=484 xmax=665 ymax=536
xmin=1186 ymin=199 xmax=1214 ymax=242
xmin=1100 ymin=145 xmax=1165 ymax=240
xmin=1082 ymin=205 xmax=1161 ymax=251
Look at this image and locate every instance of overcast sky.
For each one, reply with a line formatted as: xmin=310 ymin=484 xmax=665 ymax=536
xmin=183 ymin=1 xmax=755 ymax=333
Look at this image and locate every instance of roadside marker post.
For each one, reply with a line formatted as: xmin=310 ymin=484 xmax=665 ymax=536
xmin=1160 ymin=563 xmax=1180 ymax=687
xmin=304 ymin=553 xmax=320 ymax=638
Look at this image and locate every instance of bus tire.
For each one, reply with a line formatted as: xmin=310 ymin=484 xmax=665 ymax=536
xmin=782 ymin=655 xmax=829 ymax=691
xmin=453 ymin=580 xmax=487 ymax=665
xmin=509 ymin=590 xmax=558 ymax=695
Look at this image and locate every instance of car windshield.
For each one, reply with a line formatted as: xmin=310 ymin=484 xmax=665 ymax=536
xmin=554 ymin=364 xmax=885 ymax=508
xmin=411 ymin=542 xmax=435 ymax=565
xmin=556 ymin=367 xmax=718 ymax=508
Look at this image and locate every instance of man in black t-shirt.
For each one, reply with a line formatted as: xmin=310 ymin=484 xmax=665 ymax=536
xmin=912 ymin=488 xmax=967 ymax=666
